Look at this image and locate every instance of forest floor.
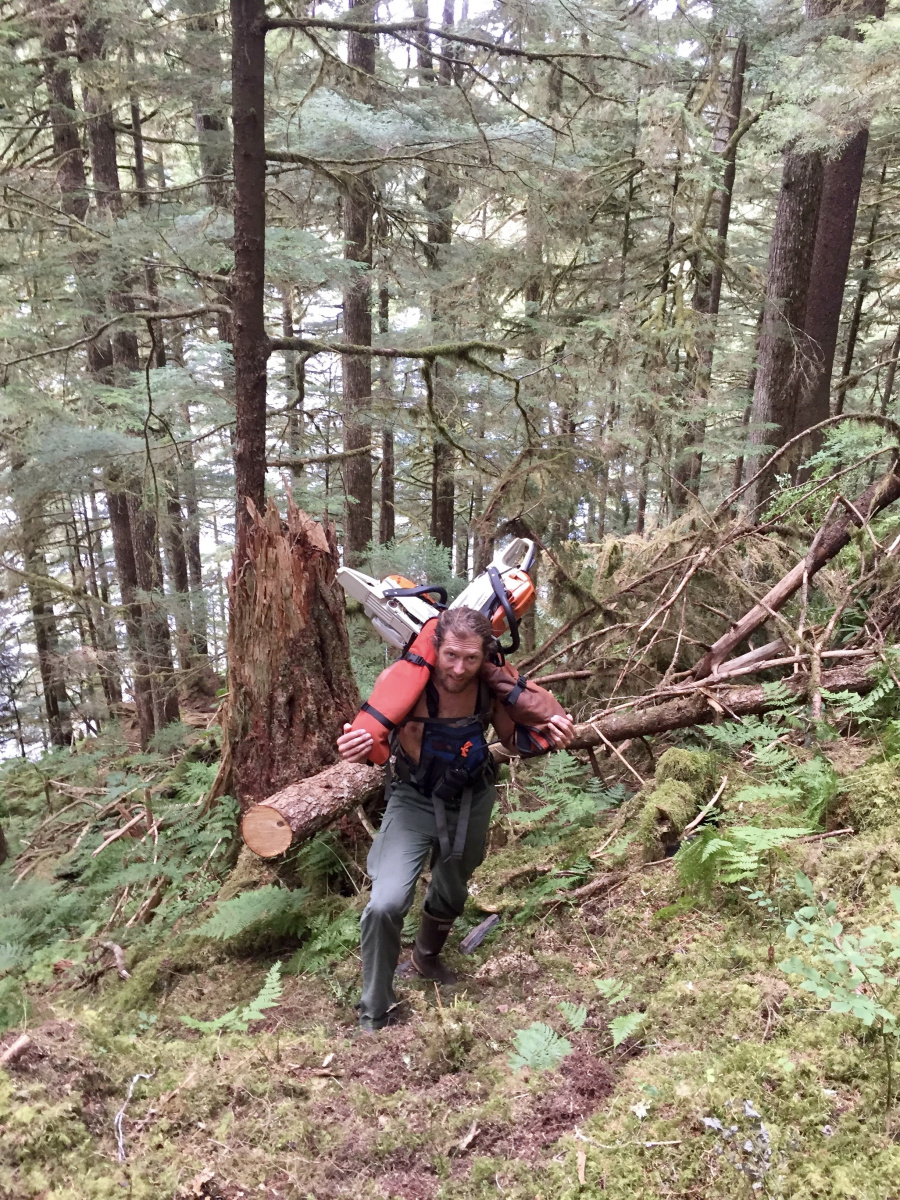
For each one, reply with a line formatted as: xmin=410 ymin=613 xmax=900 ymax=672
xmin=4 ymin=718 xmax=900 ymax=1199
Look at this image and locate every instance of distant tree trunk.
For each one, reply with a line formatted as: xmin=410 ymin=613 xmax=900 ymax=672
xmin=16 ymin=483 xmax=73 ymax=747
xmin=79 ymin=491 xmax=122 ymax=707
xmin=745 ymin=150 xmax=824 ymax=511
xmin=377 ymin=284 xmax=395 ymax=544
xmin=106 ymin=488 xmax=156 ymax=746
xmin=220 ymin=0 xmax=362 ymax=811
xmin=672 ymin=38 xmax=746 ymax=511
xmin=834 ymin=155 xmax=888 ymax=416
xmin=416 ymin=0 xmax=458 ymax=551
xmin=178 ymin=404 xmax=210 ymax=660
xmin=340 ymin=0 xmax=376 ymax=566
xmin=880 ymin=324 xmax=900 ymax=415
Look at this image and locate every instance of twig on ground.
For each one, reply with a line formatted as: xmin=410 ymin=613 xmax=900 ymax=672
xmin=101 ymin=942 xmax=131 ymax=980
xmin=114 ymin=1072 xmax=154 ymax=1161
xmin=91 ymin=811 xmax=146 ymax=857
xmin=0 ymin=1034 xmax=32 ymax=1065
xmin=682 ymin=776 xmax=729 ymax=838
xmin=592 ymin=725 xmax=648 ymax=787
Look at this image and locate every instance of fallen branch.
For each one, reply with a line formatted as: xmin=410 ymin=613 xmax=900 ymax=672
xmin=241 ymin=660 xmax=877 ymax=857
xmin=695 ymin=464 xmax=900 ymax=678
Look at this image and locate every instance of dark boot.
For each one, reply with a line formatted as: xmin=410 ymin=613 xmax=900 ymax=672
xmin=397 ymin=910 xmax=457 ymax=985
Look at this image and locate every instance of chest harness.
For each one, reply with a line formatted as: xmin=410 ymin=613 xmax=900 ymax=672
xmin=392 ymin=678 xmax=495 ymax=863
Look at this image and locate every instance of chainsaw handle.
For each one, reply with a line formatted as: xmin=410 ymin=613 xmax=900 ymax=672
xmin=487 ymin=566 xmax=520 ymax=654
xmin=383 ymin=582 xmax=448 ymax=608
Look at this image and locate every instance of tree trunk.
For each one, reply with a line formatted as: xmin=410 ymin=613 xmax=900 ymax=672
xmin=835 ymin=155 xmax=888 ymax=416
xmin=221 ymin=0 xmax=361 ymax=811
xmin=231 ymin=0 xmax=269 ymax=546
xmin=745 ymin=149 xmax=824 ymax=511
xmin=377 ymin=283 xmax=395 ymax=544
xmin=341 ymin=0 xmax=376 ymax=565
xmin=106 ymin=487 xmax=156 ymax=746
xmin=224 ymin=499 xmax=361 ymax=807
xmin=793 ymin=128 xmax=871 ymax=453
xmin=672 ymin=38 xmax=747 ymax=510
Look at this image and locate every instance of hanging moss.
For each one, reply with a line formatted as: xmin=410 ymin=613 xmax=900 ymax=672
xmin=653 ymin=747 xmax=720 ymax=795
xmin=637 ymin=778 xmax=697 ymax=860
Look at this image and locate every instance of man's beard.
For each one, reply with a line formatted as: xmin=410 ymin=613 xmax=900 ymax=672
xmin=435 ymin=668 xmax=478 ymax=693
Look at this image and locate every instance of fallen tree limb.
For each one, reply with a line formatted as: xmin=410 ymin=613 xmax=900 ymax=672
xmin=241 ymin=659 xmax=876 ymax=857
xmin=695 ymin=465 xmax=900 ymax=678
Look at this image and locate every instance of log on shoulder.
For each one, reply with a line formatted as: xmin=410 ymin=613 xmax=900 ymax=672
xmin=242 ymin=659 xmax=876 ymax=857
xmin=241 ymin=760 xmax=384 ymax=857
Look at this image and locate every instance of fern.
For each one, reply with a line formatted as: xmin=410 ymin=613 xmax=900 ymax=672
xmin=180 ymin=961 xmax=283 ymax=1034
xmin=675 ymin=825 xmax=810 ymax=897
xmin=559 ymin=1000 xmax=587 ymax=1031
xmin=287 ymin=906 xmax=359 ymax=975
xmin=508 ymin=753 xmax=630 ymax=846
xmin=610 ymin=1011 xmax=646 ymax=1048
xmin=509 ymin=1022 xmax=573 ymax=1071
xmin=191 ymin=885 xmax=310 ymax=942
xmin=595 ymin=977 xmax=632 ymax=1005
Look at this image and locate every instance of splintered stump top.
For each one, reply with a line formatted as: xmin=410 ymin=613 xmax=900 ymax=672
xmin=241 ymin=760 xmax=384 ymax=857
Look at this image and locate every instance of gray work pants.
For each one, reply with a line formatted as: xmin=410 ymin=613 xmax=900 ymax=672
xmin=358 ymin=779 xmax=496 ymax=1023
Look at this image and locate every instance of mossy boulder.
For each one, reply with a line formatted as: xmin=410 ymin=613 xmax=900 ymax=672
xmin=653 ymin=747 xmax=719 ymax=793
xmin=838 ymin=760 xmax=900 ymax=832
xmin=637 ymin=778 xmax=697 ymax=860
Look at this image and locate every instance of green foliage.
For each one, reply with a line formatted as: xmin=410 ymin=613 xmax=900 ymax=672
xmin=558 ymin=1000 xmax=587 ymax=1031
xmin=508 ymin=1022 xmax=573 ymax=1072
xmin=610 ymin=1011 xmax=646 ymax=1049
xmin=191 ymin=885 xmax=310 ymax=943
xmin=675 ymin=824 xmax=810 ymax=898
xmin=287 ymin=906 xmax=360 ymax=975
xmin=595 ymin=977 xmax=632 ymax=1005
xmin=180 ymin=961 xmax=283 ymax=1034
xmin=780 ymin=873 xmax=900 ymax=1110
xmin=508 ymin=753 xmax=628 ymax=846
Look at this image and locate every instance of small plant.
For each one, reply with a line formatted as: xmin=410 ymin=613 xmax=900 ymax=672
xmin=508 ymin=753 xmax=629 ymax=845
xmin=594 ymin=977 xmax=645 ymax=1048
xmin=180 ymin=961 xmax=283 ymax=1034
xmin=780 ymin=873 xmax=900 ymax=1115
xmin=509 ymin=1021 xmax=573 ymax=1072
xmin=558 ymin=1000 xmax=587 ymax=1031
xmin=191 ymin=884 xmax=310 ymax=943
xmin=675 ymin=824 xmax=810 ymax=898
xmin=609 ymin=1011 xmax=646 ymax=1048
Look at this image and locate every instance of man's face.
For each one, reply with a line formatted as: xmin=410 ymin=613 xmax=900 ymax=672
xmin=434 ymin=633 xmax=485 ymax=693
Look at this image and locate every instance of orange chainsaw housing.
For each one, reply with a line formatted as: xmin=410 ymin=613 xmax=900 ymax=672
xmin=487 ymin=568 xmax=536 ymax=636
xmin=347 ymin=616 xmax=439 ymax=765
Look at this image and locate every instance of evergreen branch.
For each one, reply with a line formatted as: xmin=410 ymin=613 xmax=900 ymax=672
xmin=264 ymin=18 xmax=651 ymax=66
xmin=268 ymin=335 xmax=505 ymax=361
xmin=268 ymin=446 xmax=375 ymax=469
xmin=0 ymin=306 xmax=231 ymax=375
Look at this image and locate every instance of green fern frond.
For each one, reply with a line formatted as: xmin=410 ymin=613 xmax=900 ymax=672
xmin=181 ymin=961 xmax=283 ymax=1034
xmin=508 ymin=1022 xmax=573 ymax=1071
xmin=191 ymin=885 xmax=310 ymax=942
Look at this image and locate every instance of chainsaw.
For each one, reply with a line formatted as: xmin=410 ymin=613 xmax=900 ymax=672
xmin=336 ymin=537 xmax=537 ymax=654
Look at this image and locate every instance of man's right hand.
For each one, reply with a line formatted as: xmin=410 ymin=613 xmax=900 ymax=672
xmin=337 ymin=723 xmax=374 ymax=764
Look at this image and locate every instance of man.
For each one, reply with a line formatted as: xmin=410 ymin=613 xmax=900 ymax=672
xmin=337 ymin=605 xmax=575 ymax=1032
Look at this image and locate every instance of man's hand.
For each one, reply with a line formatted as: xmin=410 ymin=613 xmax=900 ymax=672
xmin=337 ymin=723 xmax=374 ymax=764
xmin=542 ymin=712 xmax=576 ymax=749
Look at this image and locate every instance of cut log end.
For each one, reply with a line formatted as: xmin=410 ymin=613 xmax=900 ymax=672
xmin=242 ymin=804 xmax=294 ymax=858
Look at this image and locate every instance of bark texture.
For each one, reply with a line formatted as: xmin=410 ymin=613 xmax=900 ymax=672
xmin=222 ymin=498 xmax=362 ymax=807
xmin=231 ymin=0 xmax=269 ymax=544
xmin=746 ymin=149 xmax=824 ymax=510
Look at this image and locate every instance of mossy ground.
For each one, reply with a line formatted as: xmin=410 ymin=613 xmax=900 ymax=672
xmin=6 ymin=740 xmax=900 ymax=1198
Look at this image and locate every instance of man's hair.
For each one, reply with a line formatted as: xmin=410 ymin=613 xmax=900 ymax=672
xmin=433 ymin=606 xmax=494 ymax=654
